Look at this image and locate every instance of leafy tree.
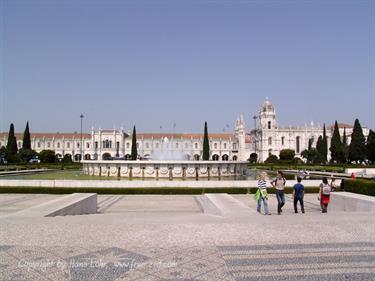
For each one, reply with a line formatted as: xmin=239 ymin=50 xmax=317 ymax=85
xmin=18 ymin=148 xmax=37 ymax=163
xmin=38 ymin=150 xmax=56 ymax=163
xmin=279 ymin=149 xmax=295 ymax=162
xmin=22 ymin=121 xmax=31 ymax=150
xmin=62 ymin=154 xmax=73 ymax=163
xmin=203 ymin=121 xmax=210 ymax=160
xmin=0 ymin=146 xmax=7 ymax=163
xmin=249 ymin=153 xmax=258 ymax=163
xmin=301 ymin=148 xmax=321 ymax=164
xmin=330 ymin=121 xmax=345 ymax=163
xmin=366 ymin=129 xmax=375 ymax=164
xmin=264 ymin=154 xmax=278 ymax=164
xmin=6 ymin=123 xmax=18 ymax=163
xmin=348 ymin=119 xmax=366 ymax=163
xmin=131 ymin=126 xmax=137 ymax=160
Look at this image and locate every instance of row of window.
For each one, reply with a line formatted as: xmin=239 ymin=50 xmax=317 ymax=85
xmin=122 ymin=142 xmax=237 ymax=150
xmin=0 ymin=140 xmax=238 ymax=151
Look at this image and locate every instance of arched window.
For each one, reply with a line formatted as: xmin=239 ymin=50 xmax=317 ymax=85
xmin=176 ymin=142 xmax=179 ymax=149
xmin=77 ymin=142 xmax=80 ymax=148
xmin=47 ymin=142 xmax=50 ymax=148
xmin=222 ymin=154 xmax=229 ymax=161
xmin=268 ymin=121 xmax=271 ymax=129
xmin=232 ymin=155 xmax=238 ymax=161
xmin=214 ymin=143 xmax=218 ymax=149
xmin=224 ymin=143 xmax=227 ymax=149
xmin=268 ymin=137 xmax=272 ymax=146
xmin=38 ymin=142 xmax=41 ymax=148
xmin=57 ymin=142 xmax=60 ymax=148
xmin=233 ymin=143 xmax=237 ymax=150
xmin=212 ymin=154 xmax=219 ymax=161
xmin=194 ymin=154 xmax=200 ymax=160
xmin=155 ymin=143 xmax=159 ymax=149
xmin=86 ymin=142 xmax=90 ymax=149
xmin=126 ymin=142 xmax=130 ymax=149
xmin=281 ymin=137 xmax=285 ymax=146
xmin=136 ymin=142 xmax=139 ymax=149
xmin=296 ymin=136 xmax=300 ymax=153
xmin=66 ymin=142 xmax=70 ymax=148
xmin=195 ymin=143 xmax=198 ymax=149
xmin=145 ymin=142 xmax=149 ymax=149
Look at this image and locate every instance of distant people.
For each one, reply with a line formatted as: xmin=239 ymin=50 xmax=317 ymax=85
xmin=319 ymin=177 xmax=331 ymax=213
xmin=351 ymin=173 xmax=356 ymax=179
xmin=271 ymin=171 xmax=286 ymax=215
xmin=255 ymin=172 xmax=271 ymax=215
xmin=293 ymin=177 xmax=305 ymax=213
xmin=330 ymin=178 xmax=337 ymax=192
xmin=340 ymin=179 xmax=345 ymax=191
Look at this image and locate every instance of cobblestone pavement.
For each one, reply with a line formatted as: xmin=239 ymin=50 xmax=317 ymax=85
xmin=1 ymin=194 xmax=374 ymax=281
xmin=1 ymin=242 xmax=374 ymax=281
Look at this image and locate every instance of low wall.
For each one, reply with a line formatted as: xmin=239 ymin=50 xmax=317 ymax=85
xmin=346 ymin=168 xmax=375 ymax=176
xmin=329 ymin=192 xmax=375 ymax=212
xmin=0 ymin=179 xmax=324 ymax=188
xmin=4 ymin=193 xmax=97 ymax=218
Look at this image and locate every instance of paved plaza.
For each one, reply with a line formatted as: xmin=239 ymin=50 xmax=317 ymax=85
xmin=1 ymin=194 xmax=374 ymax=281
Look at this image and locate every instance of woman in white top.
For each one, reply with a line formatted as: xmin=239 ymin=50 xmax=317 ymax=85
xmin=255 ymin=172 xmax=271 ymax=215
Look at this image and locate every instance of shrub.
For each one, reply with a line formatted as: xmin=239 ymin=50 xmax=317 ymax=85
xmin=344 ymin=179 xmax=375 ymax=197
xmin=38 ymin=150 xmax=56 ymax=163
xmin=264 ymin=154 xmax=278 ymax=164
xmin=279 ymin=149 xmax=295 ymax=162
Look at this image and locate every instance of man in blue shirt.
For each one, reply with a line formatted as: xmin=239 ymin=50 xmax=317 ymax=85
xmin=293 ymin=177 xmax=305 ymax=213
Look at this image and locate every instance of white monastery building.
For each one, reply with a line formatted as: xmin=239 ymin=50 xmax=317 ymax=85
xmin=0 ymin=99 xmax=370 ymax=163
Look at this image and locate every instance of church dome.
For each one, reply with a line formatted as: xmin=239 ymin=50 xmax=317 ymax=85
xmin=260 ymin=98 xmax=275 ymax=113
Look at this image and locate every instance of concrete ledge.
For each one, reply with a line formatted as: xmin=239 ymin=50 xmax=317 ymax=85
xmin=5 ymin=193 xmax=97 ymax=218
xmin=329 ymin=192 xmax=375 ymax=212
xmin=195 ymin=193 xmax=252 ymax=216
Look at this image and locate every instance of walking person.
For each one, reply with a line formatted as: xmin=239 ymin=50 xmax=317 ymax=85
xmin=293 ymin=177 xmax=305 ymax=213
xmin=254 ymin=172 xmax=271 ymax=215
xmin=319 ymin=177 xmax=331 ymax=213
xmin=330 ymin=178 xmax=337 ymax=192
xmin=271 ymin=171 xmax=286 ymax=215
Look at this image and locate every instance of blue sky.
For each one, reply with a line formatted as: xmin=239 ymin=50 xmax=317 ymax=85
xmin=1 ymin=0 xmax=374 ymax=134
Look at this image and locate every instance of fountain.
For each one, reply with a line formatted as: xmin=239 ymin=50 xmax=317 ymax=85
xmin=82 ymin=137 xmax=248 ymax=180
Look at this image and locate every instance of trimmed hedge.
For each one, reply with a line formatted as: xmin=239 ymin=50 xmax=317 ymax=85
xmin=344 ymin=179 xmax=375 ymax=197
xmin=0 ymin=186 xmax=320 ymax=195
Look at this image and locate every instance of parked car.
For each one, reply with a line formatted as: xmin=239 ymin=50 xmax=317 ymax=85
xmin=29 ymin=157 xmax=40 ymax=163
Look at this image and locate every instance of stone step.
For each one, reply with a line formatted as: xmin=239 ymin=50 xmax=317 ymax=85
xmin=196 ymin=193 xmax=253 ymax=216
xmin=2 ymin=193 xmax=97 ymax=218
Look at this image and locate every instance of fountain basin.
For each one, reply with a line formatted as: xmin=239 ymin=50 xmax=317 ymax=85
xmin=81 ymin=160 xmax=248 ymax=180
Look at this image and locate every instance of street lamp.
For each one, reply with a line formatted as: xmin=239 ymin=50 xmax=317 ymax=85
xmin=80 ymin=114 xmax=84 ymax=162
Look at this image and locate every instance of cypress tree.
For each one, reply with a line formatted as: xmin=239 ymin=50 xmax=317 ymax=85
xmin=329 ymin=121 xmax=344 ymax=163
xmin=6 ymin=123 xmax=18 ymax=162
xmin=203 ymin=121 xmax=210 ymax=160
xmin=22 ymin=121 xmax=31 ymax=150
xmin=348 ymin=119 xmax=366 ymax=163
xmin=316 ymin=135 xmax=323 ymax=162
xmin=131 ymin=126 xmax=137 ymax=160
xmin=366 ymin=129 xmax=375 ymax=164
xmin=321 ymin=123 xmax=328 ymax=162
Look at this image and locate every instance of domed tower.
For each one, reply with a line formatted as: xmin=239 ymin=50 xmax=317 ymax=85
xmin=259 ymin=98 xmax=277 ymax=130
